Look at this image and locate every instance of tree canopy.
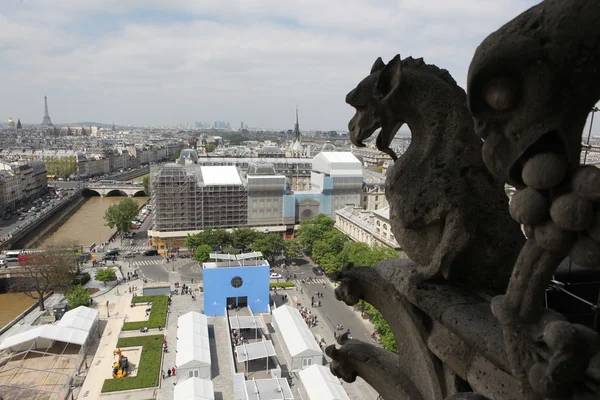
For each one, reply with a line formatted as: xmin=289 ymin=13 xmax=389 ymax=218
xmin=230 ymin=228 xmax=260 ymax=251
xmin=205 ymin=143 xmax=216 ymax=153
xmin=296 ymin=214 xmax=336 ymax=256
xmin=194 ymin=244 xmax=213 ymax=263
xmin=11 ymin=243 xmax=80 ymax=311
xmin=184 ymin=228 xmax=232 ymax=251
xmin=104 ymin=198 xmax=139 ymax=234
xmin=252 ymin=234 xmax=285 ymax=263
xmin=95 ymin=268 xmax=117 ymax=286
xmin=65 ymin=284 xmax=91 ymax=309
xmin=142 ymin=176 xmax=150 ymax=195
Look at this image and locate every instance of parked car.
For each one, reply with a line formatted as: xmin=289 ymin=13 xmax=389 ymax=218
xmin=312 ymin=266 xmax=325 ymax=276
xmin=143 ymin=249 xmax=158 ymax=256
xmin=103 ymin=254 xmax=118 ymax=261
xmin=124 ymin=251 xmax=139 ymax=258
xmin=270 ymin=273 xmax=282 ymax=279
xmin=106 ymin=248 xmax=119 ymax=256
xmin=122 ymin=232 xmax=134 ymax=238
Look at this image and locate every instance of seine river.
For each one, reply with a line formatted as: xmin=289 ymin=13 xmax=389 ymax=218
xmin=42 ymin=196 xmax=148 ymax=247
xmin=1 ymin=178 xmax=149 ymax=327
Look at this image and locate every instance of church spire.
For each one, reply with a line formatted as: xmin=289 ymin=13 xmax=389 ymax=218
xmin=293 ymin=106 xmax=301 ymax=141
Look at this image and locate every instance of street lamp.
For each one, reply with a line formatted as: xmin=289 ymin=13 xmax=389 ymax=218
xmin=106 ymin=300 xmax=110 ymax=317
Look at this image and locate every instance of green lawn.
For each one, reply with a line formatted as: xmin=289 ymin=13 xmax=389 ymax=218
xmin=270 ymin=281 xmax=296 ymax=288
xmin=122 ymin=295 xmax=168 ymax=331
xmin=101 ymin=335 xmax=163 ymax=392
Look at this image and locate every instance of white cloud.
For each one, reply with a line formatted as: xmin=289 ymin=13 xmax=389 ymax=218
xmin=1 ymin=0 xmax=539 ymax=128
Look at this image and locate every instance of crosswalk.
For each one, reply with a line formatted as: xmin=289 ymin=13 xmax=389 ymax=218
xmin=292 ymin=278 xmax=329 ymax=285
xmin=131 ymin=259 xmax=163 ymax=267
xmin=120 ymin=245 xmax=151 ymax=251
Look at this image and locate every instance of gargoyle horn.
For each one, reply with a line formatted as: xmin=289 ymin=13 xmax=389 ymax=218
xmin=377 ymin=54 xmax=402 ymax=103
xmin=371 ymin=57 xmax=386 ymax=74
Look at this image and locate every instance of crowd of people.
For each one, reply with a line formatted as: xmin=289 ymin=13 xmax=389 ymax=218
xmin=297 ymin=305 xmax=318 ymax=328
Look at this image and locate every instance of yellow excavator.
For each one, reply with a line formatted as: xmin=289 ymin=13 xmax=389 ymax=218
xmin=112 ymin=348 xmax=129 ymax=378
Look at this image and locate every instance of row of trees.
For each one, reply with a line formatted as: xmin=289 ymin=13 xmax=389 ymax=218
xmin=43 ymin=156 xmax=78 ymax=178
xmin=184 ymin=227 xmax=302 ymax=263
xmin=296 ymin=215 xmax=399 ymax=352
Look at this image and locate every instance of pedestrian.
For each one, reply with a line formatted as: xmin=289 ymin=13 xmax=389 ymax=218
xmin=172 ymin=367 xmax=176 ymax=376
xmin=162 ymin=370 xmax=166 ymax=379
xmin=167 ymin=369 xmax=171 ymax=378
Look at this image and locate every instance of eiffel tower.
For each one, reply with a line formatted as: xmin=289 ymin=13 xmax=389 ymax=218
xmin=41 ymin=95 xmax=53 ymax=126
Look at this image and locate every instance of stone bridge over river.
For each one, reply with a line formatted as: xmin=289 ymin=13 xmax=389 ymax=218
xmin=82 ymin=183 xmax=147 ymax=197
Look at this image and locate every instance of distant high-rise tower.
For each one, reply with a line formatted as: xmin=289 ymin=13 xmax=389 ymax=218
xmin=16 ymin=118 xmax=22 ymax=130
xmin=289 ymin=106 xmax=304 ymax=156
xmin=112 ymin=122 xmax=116 ymax=131
xmin=41 ymin=95 xmax=53 ymax=126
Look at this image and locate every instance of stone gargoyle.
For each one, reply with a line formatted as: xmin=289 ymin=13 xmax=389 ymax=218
xmin=345 ymin=54 xmax=523 ymax=291
xmin=467 ymin=0 xmax=600 ymax=398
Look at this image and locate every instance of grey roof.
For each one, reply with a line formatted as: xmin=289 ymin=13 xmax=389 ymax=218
xmin=321 ymin=142 xmax=336 ymax=152
xmin=247 ymin=161 xmax=276 ymax=175
xmin=178 ymin=149 xmax=199 ymax=164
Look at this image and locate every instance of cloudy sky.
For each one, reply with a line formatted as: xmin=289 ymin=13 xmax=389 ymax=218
xmin=1 ymin=0 xmax=540 ymax=130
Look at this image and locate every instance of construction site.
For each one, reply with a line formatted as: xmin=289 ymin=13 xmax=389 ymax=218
xmin=149 ymin=163 xmax=248 ymax=247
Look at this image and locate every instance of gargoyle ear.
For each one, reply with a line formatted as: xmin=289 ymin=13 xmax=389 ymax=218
xmin=370 ymin=57 xmax=386 ymax=74
xmin=376 ymin=54 xmax=402 ymax=101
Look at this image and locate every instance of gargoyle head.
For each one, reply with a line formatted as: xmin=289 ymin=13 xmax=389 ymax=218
xmin=346 ymin=55 xmax=404 ymax=161
xmin=467 ymin=6 xmax=599 ymax=188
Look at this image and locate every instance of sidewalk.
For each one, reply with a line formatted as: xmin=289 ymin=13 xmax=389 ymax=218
xmin=289 ymin=281 xmax=380 ymax=400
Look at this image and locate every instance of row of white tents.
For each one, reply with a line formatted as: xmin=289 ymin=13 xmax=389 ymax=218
xmin=175 ymin=311 xmax=214 ymax=400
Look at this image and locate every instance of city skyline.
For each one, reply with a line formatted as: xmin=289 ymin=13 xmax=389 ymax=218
xmin=1 ymin=1 xmax=539 ymax=130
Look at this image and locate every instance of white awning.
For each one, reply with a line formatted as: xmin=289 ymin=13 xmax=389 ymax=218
xmin=236 ymin=252 xmax=263 ymax=260
xmin=244 ymin=378 xmax=294 ymax=400
xmin=235 ymin=340 xmax=276 ymax=362
xmin=229 ymin=315 xmax=261 ymax=330
xmin=271 ymin=305 xmax=321 ymax=358
xmin=298 ymin=364 xmax=350 ymax=400
xmin=174 ymin=377 xmax=215 ymax=400
xmin=0 ymin=325 xmax=88 ymax=351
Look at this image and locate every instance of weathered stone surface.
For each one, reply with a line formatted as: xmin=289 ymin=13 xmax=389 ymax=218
xmin=509 ymin=188 xmax=549 ymax=226
xmin=521 ymin=153 xmax=567 ymax=190
xmin=467 ymin=0 xmax=600 ymax=398
xmin=345 ymin=55 xmax=523 ymax=292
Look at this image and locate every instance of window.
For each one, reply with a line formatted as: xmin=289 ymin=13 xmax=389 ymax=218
xmin=189 ymin=370 xmax=199 ymax=378
xmin=376 ymin=221 xmax=380 ymax=226
xmin=383 ymin=224 xmax=388 ymax=230
xmin=302 ymin=358 xmax=313 ymax=367
xmin=231 ymin=276 xmax=243 ymax=288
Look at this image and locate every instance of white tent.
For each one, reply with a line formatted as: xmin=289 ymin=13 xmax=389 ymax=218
xmin=57 ymin=306 xmax=99 ymax=337
xmin=0 ymin=325 xmax=88 ymax=352
xmin=298 ymin=364 xmax=350 ymax=400
xmin=235 ymin=340 xmax=276 ymax=362
xmin=176 ymin=312 xmax=211 ymax=380
xmin=244 ymin=378 xmax=294 ymax=400
xmin=174 ymin=377 xmax=215 ymax=400
xmin=271 ymin=305 xmax=322 ymax=371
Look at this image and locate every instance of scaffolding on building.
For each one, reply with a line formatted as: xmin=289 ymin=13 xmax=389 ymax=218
xmin=150 ymin=163 xmax=248 ymax=239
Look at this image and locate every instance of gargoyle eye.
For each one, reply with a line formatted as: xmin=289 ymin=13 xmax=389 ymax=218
xmin=483 ymin=77 xmax=517 ymax=111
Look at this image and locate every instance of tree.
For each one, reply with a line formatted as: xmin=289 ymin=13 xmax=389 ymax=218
xmin=296 ymin=214 xmax=335 ymax=256
xmin=65 ymin=284 xmax=91 ymax=309
xmin=231 ymin=228 xmax=259 ymax=251
xmin=205 ymin=143 xmax=216 ymax=153
xmin=252 ymin=234 xmax=286 ymax=263
xmin=142 ymin=175 xmax=150 ymax=195
xmin=283 ymin=239 xmax=303 ymax=260
xmin=173 ymin=149 xmax=181 ymax=160
xmin=312 ymin=230 xmax=349 ymax=265
xmin=12 ymin=244 xmax=78 ymax=311
xmin=95 ymin=268 xmax=117 ymax=286
xmin=184 ymin=228 xmax=231 ymax=251
xmin=194 ymin=244 xmax=213 ymax=263
xmin=104 ymin=197 xmax=139 ymax=234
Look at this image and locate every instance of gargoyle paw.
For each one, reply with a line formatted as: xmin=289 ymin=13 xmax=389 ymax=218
xmin=325 ymin=341 xmax=359 ymax=383
xmin=329 ymin=263 xmax=364 ymax=306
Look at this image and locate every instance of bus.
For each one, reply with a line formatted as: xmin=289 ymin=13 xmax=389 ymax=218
xmin=46 ymin=174 xmax=57 ymax=179
xmin=18 ymin=250 xmax=44 ymax=265
xmin=5 ymin=251 xmax=20 ymax=261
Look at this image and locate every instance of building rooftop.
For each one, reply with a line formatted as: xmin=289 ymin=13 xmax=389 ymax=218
xmin=199 ymin=166 xmax=242 ymax=186
xmin=372 ymin=206 xmax=391 ymax=221
xmin=312 ymin=152 xmax=362 ymax=176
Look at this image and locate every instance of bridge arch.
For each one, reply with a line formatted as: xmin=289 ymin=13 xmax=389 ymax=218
xmin=132 ymin=190 xmax=147 ymax=197
xmin=82 ymin=188 xmax=101 ymax=197
xmin=105 ymin=189 xmax=129 ymax=197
